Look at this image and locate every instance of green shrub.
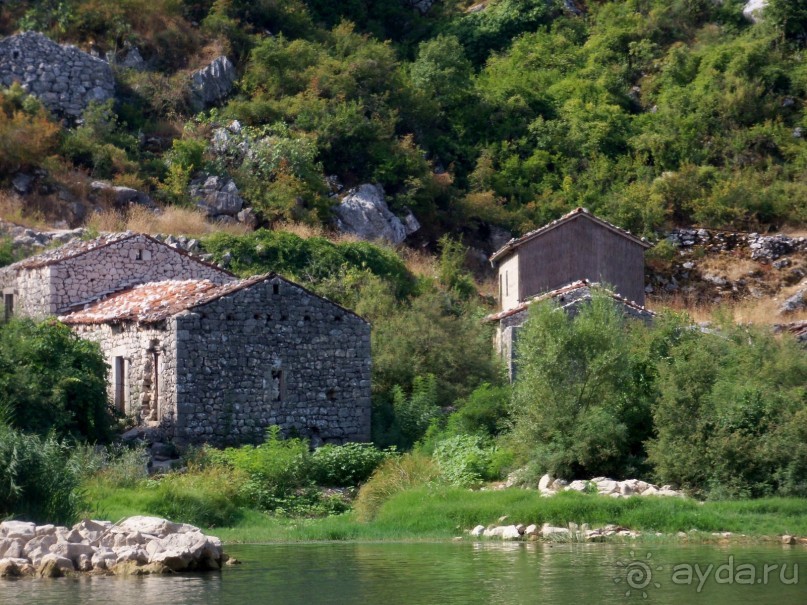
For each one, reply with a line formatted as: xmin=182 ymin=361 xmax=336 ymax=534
xmin=207 ymin=426 xmax=312 ymax=511
xmin=0 ymin=425 xmax=83 ymax=524
xmin=0 ymin=319 xmax=114 ymax=442
xmin=311 ymin=442 xmax=394 ymax=487
xmin=432 ymin=434 xmax=499 ymax=487
xmin=353 ymin=452 xmax=440 ymax=521
xmin=448 ymin=383 xmax=511 ymax=437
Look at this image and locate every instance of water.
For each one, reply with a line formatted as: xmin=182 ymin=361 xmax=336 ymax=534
xmin=4 ymin=542 xmax=807 ymax=604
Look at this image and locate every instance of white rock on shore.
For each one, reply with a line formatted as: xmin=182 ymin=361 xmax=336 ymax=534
xmin=0 ymin=516 xmax=225 ymax=578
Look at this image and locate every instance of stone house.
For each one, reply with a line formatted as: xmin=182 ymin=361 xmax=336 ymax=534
xmin=0 ymin=233 xmax=371 ymax=446
xmin=485 ymin=208 xmax=653 ymax=380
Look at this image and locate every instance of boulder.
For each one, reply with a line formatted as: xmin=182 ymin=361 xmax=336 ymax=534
xmin=783 ymin=535 xmax=797 ymax=545
xmin=0 ymin=558 xmax=21 ymax=577
xmin=50 ymin=541 xmax=96 ymax=565
xmin=237 ymin=207 xmax=258 ymax=229
xmin=567 ymin=480 xmax=589 ymax=492
xmin=91 ymin=548 xmax=117 ymax=571
xmin=541 ymin=524 xmax=570 ymax=538
xmin=190 ymin=175 xmax=244 ymax=217
xmin=780 ymin=288 xmax=807 ymax=315
xmin=334 ymin=184 xmax=419 ymax=244
xmin=0 ymin=521 xmax=36 ymax=541
xmin=148 ymin=531 xmax=219 ymax=571
xmin=0 ymin=31 xmax=114 ymax=118
xmin=12 ymin=173 xmax=33 ymax=195
xmin=538 ymin=473 xmax=554 ymax=492
xmin=743 ymin=0 xmax=767 ymax=23
xmin=469 ymin=525 xmax=485 ymax=537
xmin=37 ymin=553 xmax=74 ymax=577
xmin=499 ymin=525 xmax=522 ymax=540
xmin=189 ymin=56 xmax=237 ymax=112
xmin=90 ymin=181 xmax=153 ymax=208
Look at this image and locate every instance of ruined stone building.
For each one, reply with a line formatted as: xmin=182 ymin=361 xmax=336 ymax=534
xmin=485 ymin=208 xmax=654 ymax=380
xmin=0 ymin=233 xmax=371 ymax=445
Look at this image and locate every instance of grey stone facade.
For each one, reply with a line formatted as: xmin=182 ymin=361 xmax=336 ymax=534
xmin=0 ymin=31 xmax=114 ymax=118
xmin=1 ymin=233 xmax=372 ymax=446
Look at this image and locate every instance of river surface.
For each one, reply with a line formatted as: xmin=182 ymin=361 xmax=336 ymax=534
xmin=4 ymin=542 xmax=807 ymax=604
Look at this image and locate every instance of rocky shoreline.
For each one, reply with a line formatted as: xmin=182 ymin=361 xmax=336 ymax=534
xmin=0 ymin=516 xmax=229 ymax=579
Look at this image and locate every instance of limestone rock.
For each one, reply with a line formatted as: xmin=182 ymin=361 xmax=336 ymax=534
xmin=743 ymin=0 xmax=767 ymax=23
xmin=470 ymin=525 xmax=485 ymax=537
xmin=0 ymin=31 xmax=114 ymax=118
xmin=190 ymin=175 xmax=244 ymax=217
xmin=38 ymin=553 xmax=74 ymax=577
xmin=541 ymin=524 xmax=570 ymax=538
xmin=0 ymin=521 xmax=36 ymax=541
xmin=90 ymin=181 xmax=153 ymax=208
xmin=189 ymin=56 xmax=236 ymax=112
xmin=538 ymin=473 xmax=554 ymax=492
xmin=333 ymin=184 xmax=419 ymax=244
xmin=780 ymin=288 xmax=807 ymax=315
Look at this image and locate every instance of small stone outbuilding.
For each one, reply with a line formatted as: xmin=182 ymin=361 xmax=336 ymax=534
xmin=0 ymin=233 xmax=371 ymax=446
xmin=486 ymin=209 xmax=654 ymax=380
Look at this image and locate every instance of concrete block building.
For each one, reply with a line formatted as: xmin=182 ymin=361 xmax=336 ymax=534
xmin=0 ymin=233 xmax=371 ymax=445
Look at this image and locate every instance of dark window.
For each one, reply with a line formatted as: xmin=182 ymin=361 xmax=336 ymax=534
xmin=152 ymin=351 xmax=160 ymax=419
xmin=135 ymin=249 xmax=143 ymax=260
xmin=326 ymin=388 xmax=336 ymax=401
xmin=114 ymin=356 xmax=126 ymax=413
xmin=273 ymin=283 xmax=280 ymax=295
xmin=4 ymin=294 xmax=13 ymax=322
xmin=304 ymin=315 xmax=311 ymax=321
xmin=334 ymin=315 xmax=342 ymax=322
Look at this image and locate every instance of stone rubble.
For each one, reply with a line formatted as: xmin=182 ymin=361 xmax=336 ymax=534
xmin=0 ymin=516 xmax=225 ymax=578
xmin=506 ymin=472 xmax=685 ymax=499
xmin=0 ymin=31 xmax=115 ymax=118
xmin=468 ymin=520 xmax=643 ymax=543
xmin=189 ymin=174 xmax=245 ymax=218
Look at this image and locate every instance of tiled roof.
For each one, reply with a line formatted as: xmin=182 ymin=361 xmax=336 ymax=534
xmin=60 ymin=273 xmax=369 ymax=326
xmin=483 ymin=280 xmax=655 ymax=323
xmin=60 ymin=275 xmax=269 ymax=325
xmin=489 ymin=207 xmax=651 ymax=264
xmin=8 ymin=232 xmax=138 ymax=270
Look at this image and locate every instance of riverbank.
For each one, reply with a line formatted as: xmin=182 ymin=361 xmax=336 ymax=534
xmin=85 ymin=484 xmax=807 ymax=545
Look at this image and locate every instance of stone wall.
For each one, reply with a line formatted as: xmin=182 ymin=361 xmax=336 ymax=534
xmin=0 ymin=264 xmax=51 ymax=318
xmin=35 ymin=235 xmax=232 ymax=315
xmin=0 ymin=31 xmax=114 ymax=118
xmin=71 ymin=322 xmax=176 ymax=429
xmin=172 ymin=276 xmax=372 ymax=446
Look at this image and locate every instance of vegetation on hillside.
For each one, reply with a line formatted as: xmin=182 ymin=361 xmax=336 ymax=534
xmin=0 ymin=0 xmax=805 ymax=236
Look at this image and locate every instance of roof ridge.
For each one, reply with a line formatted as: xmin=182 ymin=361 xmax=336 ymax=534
xmin=489 ymin=208 xmax=650 ymax=264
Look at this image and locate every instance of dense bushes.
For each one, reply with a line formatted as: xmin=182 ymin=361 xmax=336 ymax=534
xmin=507 ymin=295 xmax=807 ymax=499
xmin=0 ymin=425 xmax=85 ymax=524
xmin=0 ymin=319 xmax=114 ymax=443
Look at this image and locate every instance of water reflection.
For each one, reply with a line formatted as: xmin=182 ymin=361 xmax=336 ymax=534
xmin=5 ymin=542 xmax=807 ymax=604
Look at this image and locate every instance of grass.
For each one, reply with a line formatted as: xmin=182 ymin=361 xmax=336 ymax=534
xmin=82 ymin=482 xmax=807 ymax=544
xmin=85 ymin=206 xmax=251 ymax=237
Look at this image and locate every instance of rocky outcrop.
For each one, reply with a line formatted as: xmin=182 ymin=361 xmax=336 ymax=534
xmin=90 ymin=181 xmax=153 ymax=208
xmin=0 ymin=31 xmax=114 ymax=118
xmin=780 ymin=287 xmax=807 ymax=315
xmin=0 ymin=516 xmax=225 ymax=578
xmin=189 ymin=174 xmax=245 ymax=218
xmin=469 ymin=521 xmax=643 ymax=542
xmin=189 ymin=56 xmax=236 ymax=112
xmin=333 ymin=184 xmax=420 ymax=245
xmin=743 ymin=0 xmax=767 ymax=23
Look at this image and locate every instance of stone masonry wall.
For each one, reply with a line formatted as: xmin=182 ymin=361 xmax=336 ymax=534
xmin=48 ymin=235 xmax=234 ymax=314
xmin=71 ymin=322 xmax=177 ymax=430
xmin=172 ymin=276 xmax=372 ymax=446
xmin=0 ymin=31 xmax=114 ymax=118
xmin=0 ymin=265 xmax=51 ymax=317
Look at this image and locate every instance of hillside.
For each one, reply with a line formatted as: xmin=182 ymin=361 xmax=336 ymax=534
xmin=0 ymin=0 xmax=806 ymax=325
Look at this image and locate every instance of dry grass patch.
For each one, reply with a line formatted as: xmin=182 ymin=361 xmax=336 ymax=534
xmin=0 ymin=191 xmax=47 ymax=229
xmin=85 ymin=206 xmax=251 ymax=237
xmin=696 ymin=255 xmax=766 ymax=282
xmin=649 ymin=292 xmax=807 ymax=325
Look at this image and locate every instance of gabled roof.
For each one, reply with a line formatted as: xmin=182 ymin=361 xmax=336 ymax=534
xmin=60 ymin=273 xmax=367 ymax=326
xmin=489 ymin=207 xmax=651 ymax=264
xmin=482 ymin=280 xmax=655 ymax=323
xmin=4 ymin=231 xmax=233 ymax=277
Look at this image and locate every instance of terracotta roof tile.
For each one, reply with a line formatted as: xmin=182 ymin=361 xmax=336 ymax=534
xmin=483 ymin=280 xmax=655 ymax=323
xmin=489 ymin=207 xmax=651 ymax=264
xmin=60 ymin=275 xmax=268 ymax=325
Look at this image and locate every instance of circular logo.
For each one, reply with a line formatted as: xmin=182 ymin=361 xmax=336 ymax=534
xmin=615 ymin=551 xmax=663 ymax=599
